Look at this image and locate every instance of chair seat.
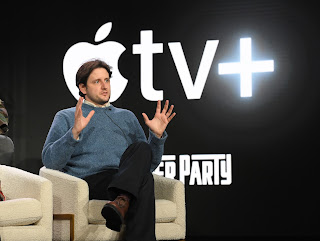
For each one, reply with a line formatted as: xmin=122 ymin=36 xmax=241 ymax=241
xmin=88 ymin=199 xmax=177 ymax=224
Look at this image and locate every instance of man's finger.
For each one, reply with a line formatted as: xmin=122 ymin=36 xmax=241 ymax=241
xmin=156 ymin=100 xmax=161 ymax=114
xmin=76 ymin=97 xmax=83 ymax=113
xmin=166 ymin=105 xmax=174 ymax=117
xmin=162 ymin=100 xmax=169 ymax=114
xmin=75 ymin=97 xmax=82 ymax=117
xmin=167 ymin=112 xmax=176 ymax=122
xmin=77 ymin=97 xmax=83 ymax=107
xmin=142 ymin=113 xmax=150 ymax=124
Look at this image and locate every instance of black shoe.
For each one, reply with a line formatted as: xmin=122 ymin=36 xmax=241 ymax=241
xmin=101 ymin=195 xmax=130 ymax=232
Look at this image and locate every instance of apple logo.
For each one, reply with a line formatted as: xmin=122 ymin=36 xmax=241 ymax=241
xmin=63 ymin=22 xmax=128 ymax=102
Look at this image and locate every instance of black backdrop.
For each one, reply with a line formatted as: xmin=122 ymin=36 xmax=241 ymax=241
xmin=1 ymin=1 xmax=319 ymax=239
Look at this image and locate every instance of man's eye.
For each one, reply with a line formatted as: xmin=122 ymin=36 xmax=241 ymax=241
xmin=95 ymin=80 xmax=99 ymax=84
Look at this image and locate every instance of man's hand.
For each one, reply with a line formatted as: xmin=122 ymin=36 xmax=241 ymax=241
xmin=72 ymin=97 xmax=95 ymax=140
xmin=142 ymin=100 xmax=176 ymax=138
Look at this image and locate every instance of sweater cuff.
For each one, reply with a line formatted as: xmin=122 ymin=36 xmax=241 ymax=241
xmin=148 ymin=129 xmax=168 ymax=144
xmin=67 ymin=128 xmax=81 ymax=146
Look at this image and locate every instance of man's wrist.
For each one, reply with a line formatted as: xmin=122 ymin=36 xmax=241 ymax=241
xmin=154 ymin=131 xmax=163 ymax=139
xmin=72 ymin=128 xmax=80 ymax=140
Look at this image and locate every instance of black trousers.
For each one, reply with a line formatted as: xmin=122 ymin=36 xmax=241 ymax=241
xmin=83 ymin=142 xmax=156 ymax=241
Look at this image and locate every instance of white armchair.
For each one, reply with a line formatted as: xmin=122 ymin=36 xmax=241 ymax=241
xmin=40 ymin=166 xmax=185 ymax=241
xmin=0 ymin=165 xmax=53 ymax=241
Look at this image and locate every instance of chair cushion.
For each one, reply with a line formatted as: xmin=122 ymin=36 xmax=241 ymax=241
xmin=88 ymin=199 xmax=177 ymax=224
xmin=88 ymin=199 xmax=108 ymax=224
xmin=155 ymin=199 xmax=177 ymax=223
xmin=0 ymin=198 xmax=42 ymax=227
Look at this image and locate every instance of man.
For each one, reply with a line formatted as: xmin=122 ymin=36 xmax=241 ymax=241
xmin=42 ymin=60 xmax=176 ymax=240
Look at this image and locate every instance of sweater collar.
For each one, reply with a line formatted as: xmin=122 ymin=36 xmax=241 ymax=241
xmin=83 ymin=99 xmax=111 ymax=108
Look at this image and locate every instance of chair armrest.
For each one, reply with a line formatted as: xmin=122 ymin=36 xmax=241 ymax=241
xmin=39 ymin=166 xmax=89 ymax=229
xmin=1 ymin=165 xmax=50 ymax=201
xmin=0 ymin=165 xmax=52 ymax=229
xmin=153 ymin=174 xmax=186 ymax=229
xmin=153 ymin=174 xmax=184 ymax=201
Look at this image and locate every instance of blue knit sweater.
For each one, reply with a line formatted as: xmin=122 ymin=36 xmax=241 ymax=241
xmin=42 ymin=103 xmax=167 ymax=178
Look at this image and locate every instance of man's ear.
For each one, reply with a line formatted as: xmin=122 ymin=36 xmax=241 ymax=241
xmin=79 ymin=83 xmax=87 ymax=95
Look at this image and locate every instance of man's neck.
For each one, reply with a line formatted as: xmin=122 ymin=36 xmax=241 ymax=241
xmin=83 ymin=99 xmax=110 ymax=108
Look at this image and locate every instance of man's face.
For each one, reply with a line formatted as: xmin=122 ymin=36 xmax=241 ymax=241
xmin=79 ymin=68 xmax=111 ymax=106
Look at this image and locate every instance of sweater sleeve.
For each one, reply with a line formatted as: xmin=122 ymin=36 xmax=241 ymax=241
xmin=148 ymin=129 xmax=168 ymax=172
xmin=42 ymin=111 xmax=79 ymax=170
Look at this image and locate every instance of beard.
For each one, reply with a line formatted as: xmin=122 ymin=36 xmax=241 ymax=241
xmin=85 ymin=92 xmax=111 ymax=106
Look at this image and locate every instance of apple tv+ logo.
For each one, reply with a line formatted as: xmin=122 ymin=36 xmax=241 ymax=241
xmin=63 ymin=22 xmax=274 ymax=102
xmin=63 ymin=23 xmax=127 ymax=102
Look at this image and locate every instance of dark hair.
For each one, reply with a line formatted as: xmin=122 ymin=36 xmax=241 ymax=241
xmin=76 ymin=60 xmax=112 ymax=97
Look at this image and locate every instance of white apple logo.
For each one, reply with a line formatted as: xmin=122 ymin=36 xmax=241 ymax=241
xmin=63 ymin=22 xmax=128 ymax=102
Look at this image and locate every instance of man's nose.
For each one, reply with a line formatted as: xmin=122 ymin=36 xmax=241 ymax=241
xmin=101 ymin=81 xmax=108 ymax=89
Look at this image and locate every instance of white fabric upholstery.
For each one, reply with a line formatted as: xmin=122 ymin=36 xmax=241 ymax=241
xmin=0 ymin=165 xmax=53 ymax=241
xmin=87 ymin=200 xmax=108 ymax=224
xmin=155 ymin=199 xmax=177 ymax=223
xmin=0 ymin=198 xmax=42 ymax=227
xmin=40 ymin=166 xmax=186 ymax=241
xmin=153 ymin=173 xmax=186 ymax=240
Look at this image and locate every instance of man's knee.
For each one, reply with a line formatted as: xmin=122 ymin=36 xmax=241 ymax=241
xmin=120 ymin=141 xmax=152 ymax=169
xmin=130 ymin=141 xmax=152 ymax=161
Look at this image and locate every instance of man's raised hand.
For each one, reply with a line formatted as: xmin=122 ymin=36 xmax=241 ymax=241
xmin=72 ymin=97 xmax=95 ymax=140
xmin=142 ymin=100 xmax=176 ymax=138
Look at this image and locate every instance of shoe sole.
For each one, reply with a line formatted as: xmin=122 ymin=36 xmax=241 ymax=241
xmin=101 ymin=204 xmax=124 ymax=232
